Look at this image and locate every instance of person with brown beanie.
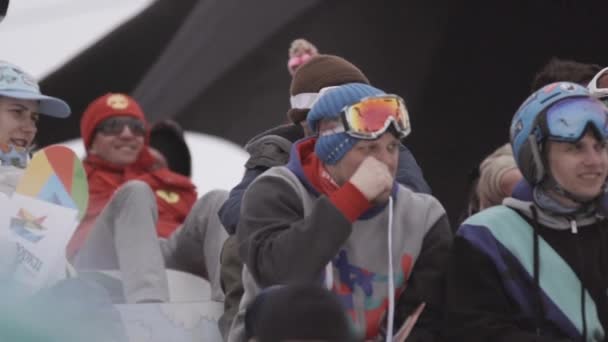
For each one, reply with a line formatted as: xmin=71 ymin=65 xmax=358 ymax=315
xmin=70 ymin=93 xmax=230 ymax=304
xmin=217 ymin=54 xmax=431 ymax=338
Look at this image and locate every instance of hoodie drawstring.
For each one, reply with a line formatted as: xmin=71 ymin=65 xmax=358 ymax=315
xmin=569 ymin=218 xmax=588 ymax=342
xmin=324 ymin=263 xmax=333 ymax=290
xmin=386 ymin=196 xmax=395 ymax=342
xmin=530 ymin=206 xmax=545 ymax=336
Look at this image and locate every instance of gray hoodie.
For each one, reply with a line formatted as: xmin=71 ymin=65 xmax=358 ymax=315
xmin=230 ymin=165 xmax=451 ymax=340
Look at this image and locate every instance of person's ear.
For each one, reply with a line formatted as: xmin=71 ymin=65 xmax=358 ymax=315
xmin=500 ymin=168 xmax=523 ymax=197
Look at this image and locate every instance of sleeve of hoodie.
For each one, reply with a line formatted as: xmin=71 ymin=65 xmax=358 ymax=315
xmin=236 ymin=173 xmax=369 ymax=287
xmin=218 ymin=168 xmax=265 ymax=235
xmin=397 ymin=144 xmax=432 ymax=195
xmin=444 ymin=235 xmax=573 ymax=342
xmin=394 ymin=212 xmax=452 ymax=342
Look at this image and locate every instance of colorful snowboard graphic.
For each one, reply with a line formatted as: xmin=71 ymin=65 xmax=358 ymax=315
xmin=16 ymin=144 xmax=88 ymax=220
xmin=0 ymin=144 xmax=88 ymax=293
xmin=3 ymin=145 xmax=225 ymax=341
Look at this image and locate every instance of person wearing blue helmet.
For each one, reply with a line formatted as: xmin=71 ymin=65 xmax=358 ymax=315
xmin=445 ymin=81 xmax=608 ymax=341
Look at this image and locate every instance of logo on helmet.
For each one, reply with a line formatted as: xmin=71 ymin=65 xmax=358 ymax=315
xmin=511 ymin=119 xmax=524 ymax=140
xmin=543 ymin=83 xmax=559 ymax=93
xmin=560 ymin=83 xmax=577 ymax=92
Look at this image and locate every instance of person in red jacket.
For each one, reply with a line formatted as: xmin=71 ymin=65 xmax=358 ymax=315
xmin=68 ymin=93 xmax=197 ymax=255
xmin=69 ymin=93 xmax=228 ymax=303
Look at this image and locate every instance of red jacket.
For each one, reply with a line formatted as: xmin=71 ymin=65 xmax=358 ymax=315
xmin=67 ymin=148 xmax=197 ymax=259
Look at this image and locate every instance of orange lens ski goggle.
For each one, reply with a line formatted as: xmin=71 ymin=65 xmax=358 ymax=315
xmin=340 ymin=95 xmax=411 ymax=139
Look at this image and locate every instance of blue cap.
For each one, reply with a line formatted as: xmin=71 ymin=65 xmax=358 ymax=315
xmin=0 ymin=61 xmax=71 ymax=118
xmin=307 ymin=83 xmax=385 ymax=164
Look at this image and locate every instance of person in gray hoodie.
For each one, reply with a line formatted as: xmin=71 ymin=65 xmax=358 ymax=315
xmin=231 ymin=83 xmax=451 ymax=341
xmin=217 ymin=54 xmax=431 ymax=338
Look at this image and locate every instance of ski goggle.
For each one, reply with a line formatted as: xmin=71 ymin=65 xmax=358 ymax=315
xmin=595 ymin=95 xmax=608 ymax=108
xmin=587 ymin=67 xmax=608 ymax=106
xmin=95 ymin=116 xmax=146 ymax=137
xmin=338 ymin=95 xmax=411 ymax=140
xmin=545 ymin=97 xmax=608 ymax=142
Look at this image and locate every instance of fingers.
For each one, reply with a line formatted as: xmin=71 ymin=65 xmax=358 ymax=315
xmin=349 ymin=156 xmax=394 ymax=202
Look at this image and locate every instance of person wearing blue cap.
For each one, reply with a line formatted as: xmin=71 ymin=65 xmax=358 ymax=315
xmin=0 ymin=60 xmax=71 ymax=288
xmin=0 ymin=61 xmax=129 ymax=341
xmin=0 ymin=60 xmax=70 ymax=195
xmin=0 ymin=61 xmax=71 ymax=280
xmin=446 ymin=82 xmax=608 ymax=341
xmin=229 ymin=83 xmax=451 ymax=341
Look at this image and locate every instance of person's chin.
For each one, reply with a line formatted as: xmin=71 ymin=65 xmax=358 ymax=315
xmin=123 ymin=157 xmax=138 ymax=165
xmin=573 ymin=187 xmax=604 ymax=201
xmin=114 ymin=155 xmax=138 ymax=166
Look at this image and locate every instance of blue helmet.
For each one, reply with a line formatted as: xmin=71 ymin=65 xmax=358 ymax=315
xmin=510 ymin=82 xmax=608 ymax=185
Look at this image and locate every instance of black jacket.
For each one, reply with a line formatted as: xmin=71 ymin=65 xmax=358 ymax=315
xmin=446 ymin=191 xmax=608 ymax=342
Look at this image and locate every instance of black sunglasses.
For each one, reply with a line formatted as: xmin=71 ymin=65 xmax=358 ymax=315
xmin=96 ymin=116 xmax=146 ymax=136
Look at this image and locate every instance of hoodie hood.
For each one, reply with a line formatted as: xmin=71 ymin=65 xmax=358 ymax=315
xmin=244 ymin=124 xmax=303 ymax=170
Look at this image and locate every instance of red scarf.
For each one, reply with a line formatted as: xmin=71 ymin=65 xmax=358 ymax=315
xmin=298 ymin=139 xmax=370 ymax=222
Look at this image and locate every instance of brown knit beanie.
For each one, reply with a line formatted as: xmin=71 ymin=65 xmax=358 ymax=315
xmin=287 ymin=54 xmax=370 ymax=124
xmin=287 ymin=38 xmax=319 ymax=76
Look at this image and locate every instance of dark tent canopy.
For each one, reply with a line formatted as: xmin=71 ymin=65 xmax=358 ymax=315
xmin=38 ymin=0 xmax=608 ymax=224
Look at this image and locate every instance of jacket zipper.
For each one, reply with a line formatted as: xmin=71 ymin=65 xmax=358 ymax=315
xmin=570 ymin=218 xmax=578 ymax=234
